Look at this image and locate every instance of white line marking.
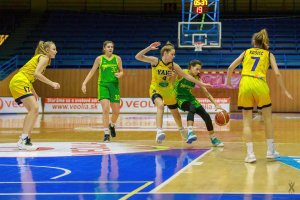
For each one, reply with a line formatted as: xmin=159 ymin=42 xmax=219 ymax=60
xmin=0 ymin=192 xmax=299 ymax=195
xmin=0 ymin=181 xmax=150 ymax=184
xmin=150 ymin=149 xmax=212 ymax=193
xmin=0 ymin=164 xmax=71 ymax=179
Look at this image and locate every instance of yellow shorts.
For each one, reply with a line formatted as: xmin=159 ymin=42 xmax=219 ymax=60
xmin=9 ymin=73 xmax=33 ymax=104
xmin=149 ymin=84 xmax=177 ymax=106
xmin=238 ymin=76 xmax=271 ymax=110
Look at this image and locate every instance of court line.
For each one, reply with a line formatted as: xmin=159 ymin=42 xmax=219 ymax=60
xmin=119 ymin=181 xmax=153 ymax=200
xmin=0 ymin=164 xmax=71 ymax=179
xmin=150 ymin=148 xmax=213 ymax=193
xmin=0 ymin=192 xmax=298 ymax=195
xmin=0 ymin=181 xmax=150 ymax=184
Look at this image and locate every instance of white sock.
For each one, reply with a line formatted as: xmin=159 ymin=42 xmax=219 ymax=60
xmin=187 ymin=126 xmax=193 ymax=133
xmin=104 ymin=128 xmax=110 ymax=135
xmin=246 ymin=142 xmax=254 ymax=154
xmin=21 ymin=134 xmax=28 ymax=139
xmin=266 ymin=139 xmax=274 ymax=152
xmin=157 ymin=128 xmax=163 ymax=133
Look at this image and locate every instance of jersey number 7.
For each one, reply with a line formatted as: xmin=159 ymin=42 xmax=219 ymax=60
xmin=251 ymin=56 xmax=260 ymax=71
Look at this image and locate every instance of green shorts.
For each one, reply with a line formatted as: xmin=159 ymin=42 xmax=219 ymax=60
xmin=98 ymin=82 xmax=120 ymax=103
xmin=177 ymin=96 xmax=201 ymax=111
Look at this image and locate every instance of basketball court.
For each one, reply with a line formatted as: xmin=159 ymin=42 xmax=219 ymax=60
xmin=0 ymin=113 xmax=299 ymax=199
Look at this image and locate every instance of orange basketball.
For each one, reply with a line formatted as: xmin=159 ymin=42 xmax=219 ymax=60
xmin=215 ymin=110 xmax=230 ymax=126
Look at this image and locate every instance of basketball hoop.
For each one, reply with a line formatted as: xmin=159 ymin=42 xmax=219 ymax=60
xmin=194 ymin=42 xmax=204 ymax=52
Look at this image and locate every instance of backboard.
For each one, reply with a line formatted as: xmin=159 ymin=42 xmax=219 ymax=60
xmin=178 ymin=22 xmax=222 ymax=49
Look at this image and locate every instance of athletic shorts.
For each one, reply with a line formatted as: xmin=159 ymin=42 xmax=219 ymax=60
xmin=238 ymin=76 xmax=271 ymax=110
xmin=9 ymin=73 xmax=33 ymax=105
xmin=177 ymin=96 xmax=201 ymax=111
xmin=149 ymin=84 xmax=177 ymax=106
xmin=98 ymin=82 xmax=120 ymax=103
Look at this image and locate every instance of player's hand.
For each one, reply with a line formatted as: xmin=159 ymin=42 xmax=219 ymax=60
xmin=82 ymin=84 xmax=87 ymax=94
xmin=215 ymin=104 xmax=223 ymax=111
xmin=201 ymin=82 xmax=212 ymax=88
xmin=115 ymin=72 xmax=123 ymax=78
xmin=148 ymin=42 xmax=161 ymax=50
xmin=167 ymin=70 xmax=176 ymax=77
xmin=52 ymin=82 xmax=60 ymax=89
xmin=285 ymin=91 xmax=293 ymax=100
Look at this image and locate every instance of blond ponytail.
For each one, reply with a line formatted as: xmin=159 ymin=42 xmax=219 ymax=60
xmin=34 ymin=41 xmax=55 ymax=56
xmin=253 ymin=29 xmax=269 ymax=50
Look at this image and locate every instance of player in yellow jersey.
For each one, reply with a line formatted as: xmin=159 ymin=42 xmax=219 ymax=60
xmin=82 ymin=41 xmax=123 ymax=142
xmin=9 ymin=41 xmax=60 ymax=150
xmin=135 ymin=41 xmax=211 ymax=143
xmin=226 ymin=29 xmax=293 ymax=163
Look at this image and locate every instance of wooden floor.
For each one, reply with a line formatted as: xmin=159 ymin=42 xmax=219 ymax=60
xmin=0 ymin=113 xmax=300 ymax=199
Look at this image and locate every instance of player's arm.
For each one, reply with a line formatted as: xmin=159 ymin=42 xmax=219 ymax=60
xmin=135 ymin=42 xmax=161 ymax=66
xmin=200 ymin=86 xmax=222 ymax=110
xmin=115 ymin=56 xmax=124 ymax=78
xmin=82 ymin=56 xmax=100 ymax=94
xmin=34 ymin=55 xmax=60 ymax=89
xmin=173 ymin=63 xmax=212 ymax=88
xmin=226 ymin=52 xmax=244 ymax=87
xmin=270 ymin=53 xmax=293 ymax=100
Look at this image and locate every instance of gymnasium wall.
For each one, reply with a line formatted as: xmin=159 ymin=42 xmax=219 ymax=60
xmin=0 ymin=69 xmax=299 ymax=112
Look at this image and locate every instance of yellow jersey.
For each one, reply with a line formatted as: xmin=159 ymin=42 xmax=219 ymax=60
xmin=18 ymin=54 xmax=49 ymax=83
xmin=242 ymin=48 xmax=270 ymax=81
xmin=150 ymin=59 xmax=174 ymax=89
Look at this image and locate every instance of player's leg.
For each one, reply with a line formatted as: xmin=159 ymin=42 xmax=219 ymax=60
xmin=108 ymin=83 xmax=121 ymax=137
xmin=18 ymin=96 xmax=39 ymax=150
xmin=180 ymin=101 xmax=197 ymax=144
xmin=195 ymin=106 xmax=224 ymax=147
xmin=168 ymin=104 xmax=186 ymax=140
xmin=261 ymin=106 xmax=279 ymax=159
xmin=99 ymin=83 xmax=111 ymax=142
xmin=110 ymin=102 xmax=120 ymax=137
xmin=243 ymin=109 xmax=256 ymax=163
xmin=100 ymin=99 xmax=111 ymax=142
xmin=152 ymin=94 xmax=165 ymax=143
xmin=238 ymin=77 xmax=256 ymax=162
xmin=10 ymin=77 xmax=38 ymax=150
xmin=256 ymin=79 xmax=279 ymax=159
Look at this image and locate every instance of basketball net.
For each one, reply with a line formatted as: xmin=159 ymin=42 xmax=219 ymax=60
xmin=194 ymin=42 xmax=204 ymax=52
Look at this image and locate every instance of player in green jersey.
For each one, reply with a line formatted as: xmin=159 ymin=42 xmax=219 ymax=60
xmin=82 ymin=41 xmax=123 ymax=142
xmin=175 ymin=60 xmax=224 ymax=146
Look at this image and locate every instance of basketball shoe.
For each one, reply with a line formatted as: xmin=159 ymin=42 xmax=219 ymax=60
xmin=186 ymin=131 xmax=197 ymax=144
xmin=17 ymin=137 xmax=38 ymax=151
xmin=103 ymin=134 xmax=110 ymax=142
xmin=109 ymin=123 xmax=116 ymax=137
xmin=266 ymin=150 xmax=280 ymax=159
xmin=156 ymin=131 xmax=165 ymax=144
xmin=245 ymin=153 xmax=256 ymax=163
xmin=210 ymin=137 xmax=224 ymax=147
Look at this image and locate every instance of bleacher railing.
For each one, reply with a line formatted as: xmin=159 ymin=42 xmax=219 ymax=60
xmin=0 ymin=55 xmax=18 ymax=81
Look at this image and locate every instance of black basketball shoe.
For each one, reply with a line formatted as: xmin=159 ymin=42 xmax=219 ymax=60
xmin=109 ymin=123 xmax=116 ymax=137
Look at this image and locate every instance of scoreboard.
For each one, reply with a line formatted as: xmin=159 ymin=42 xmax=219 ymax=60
xmin=193 ymin=0 xmax=208 ymax=14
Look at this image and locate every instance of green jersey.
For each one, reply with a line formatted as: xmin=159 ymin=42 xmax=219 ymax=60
xmin=174 ymin=69 xmax=198 ymax=98
xmin=98 ymin=54 xmax=119 ymax=83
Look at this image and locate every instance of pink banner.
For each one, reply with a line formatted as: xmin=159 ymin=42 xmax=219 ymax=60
xmin=199 ymin=72 xmax=241 ymax=89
